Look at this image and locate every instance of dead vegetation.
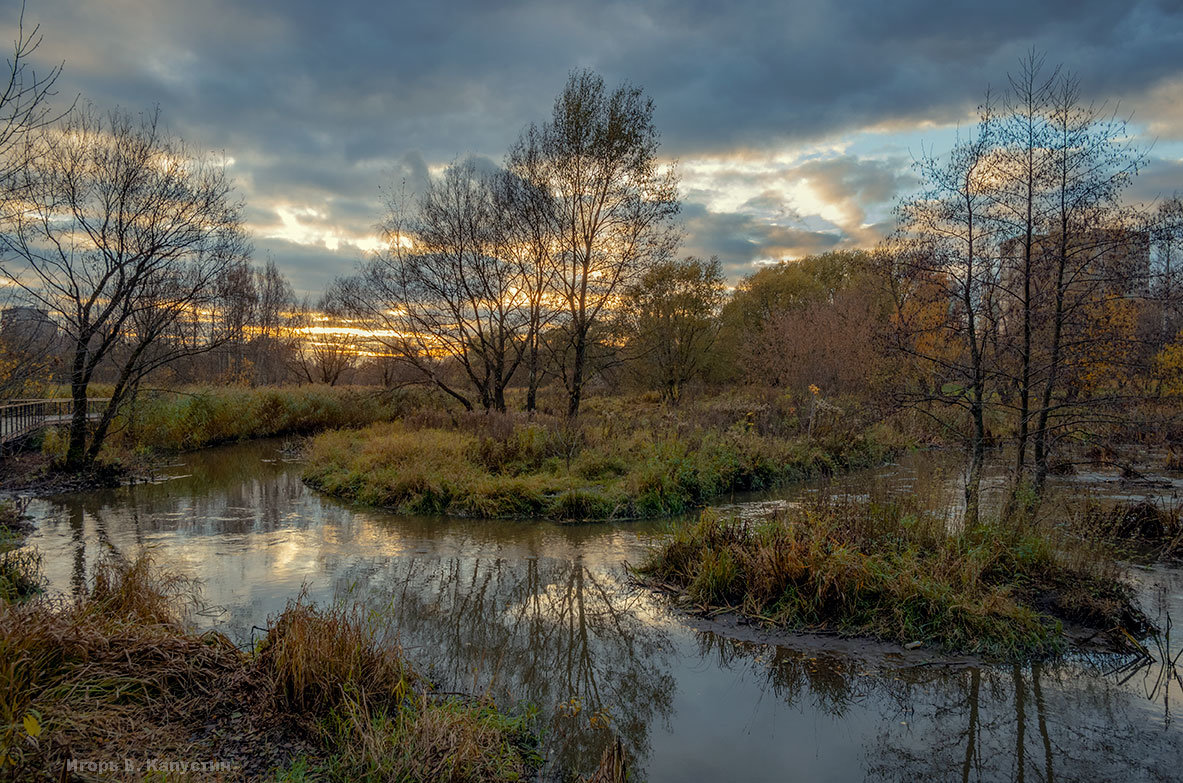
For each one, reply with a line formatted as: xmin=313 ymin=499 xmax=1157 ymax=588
xmin=0 ymin=553 xmax=539 ymax=782
xmin=1081 ymin=500 xmax=1183 ymax=560
xmin=639 ymin=497 xmax=1150 ymax=660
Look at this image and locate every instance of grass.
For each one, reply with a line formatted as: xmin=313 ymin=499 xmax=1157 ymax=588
xmin=0 ymin=548 xmax=41 ymax=602
xmin=303 ymin=396 xmax=902 ymax=521
xmin=0 ymin=555 xmax=240 ymax=777
xmin=123 ymin=386 xmax=422 ymax=451
xmin=0 ymin=500 xmax=38 ymax=601
xmin=1082 ymin=500 xmax=1183 ymax=560
xmin=37 ymin=385 xmax=430 ymax=462
xmin=262 ymin=597 xmax=539 ymax=783
xmin=637 ymin=498 xmax=1146 ymax=660
xmin=0 ymin=552 xmax=539 ymax=782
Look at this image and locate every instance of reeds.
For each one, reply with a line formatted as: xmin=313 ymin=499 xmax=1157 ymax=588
xmin=0 ymin=553 xmax=246 ymax=776
xmin=639 ymin=497 xmax=1146 ymax=660
xmin=257 ymin=595 xmax=538 ymax=782
xmin=259 ymin=596 xmax=413 ymax=717
xmin=1081 ymin=499 xmax=1183 ymax=560
xmin=0 ymin=548 xmax=41 ymax=601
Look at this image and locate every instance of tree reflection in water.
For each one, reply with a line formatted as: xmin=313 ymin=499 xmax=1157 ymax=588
xmin=701 ymin=630 xmax=1183 ymax=782
xmin=331 ymin=555 xmax=676 ymax=778
xmin=19 ymin=440 xmax=1183 ymax=781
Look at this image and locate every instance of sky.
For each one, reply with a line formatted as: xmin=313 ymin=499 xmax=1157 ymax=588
xmin=6 ymin=0 xmax=1183 ymax=295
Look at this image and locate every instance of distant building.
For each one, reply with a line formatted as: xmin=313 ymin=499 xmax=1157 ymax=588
xmin=1 ymin=306 xmax=57 ymax=347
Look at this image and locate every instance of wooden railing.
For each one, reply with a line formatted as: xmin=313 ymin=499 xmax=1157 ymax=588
xmin=0 ymin=397 xmax=111 ymax=448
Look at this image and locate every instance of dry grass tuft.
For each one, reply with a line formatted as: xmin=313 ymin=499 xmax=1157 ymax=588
xmin=260 ymin=596 xmax=538 ymax=782
xmin=259 ymin=595 xmax=413 ymax=718
xmin=0 ymin=553 xmax=248 ymax=778
xmin=1 ymin=554 xmax=538 ymax=782
xmin=85 ymin=553 xmax=201 ymax=625
xmin=1080 ymin=500 xmax=1183 ymax=560
xmin=0 ymin=548 xmax=41 ymax=602
xmin=640 ymin=497 xmax=1147 ymax=660
xmin=315 ymin=692 xmax=536 ymax=783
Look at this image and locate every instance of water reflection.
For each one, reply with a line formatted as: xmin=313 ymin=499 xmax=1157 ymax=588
xmin=330 ymin=555 xmax=675 ymax=774
xmin=706 ymin=634 xmax=1183 ymax=782
xmin=868 ymin=661 xmax=1183 ymax=782
xmin=16 ymin=439 xmax=1183 ymax=781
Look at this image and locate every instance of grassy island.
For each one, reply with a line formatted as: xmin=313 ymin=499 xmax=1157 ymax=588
xmin=638 ymin=501 xmax=1148 ymax=660
xmin=302 ymin=397 xmax=902 ymax=521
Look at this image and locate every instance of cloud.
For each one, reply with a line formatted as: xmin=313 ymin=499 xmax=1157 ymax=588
xmin=1134 ymin=78 xmax=1183 ymax=140
xmin=253 ymin=238 xmax=366 ymax=299
xmin=680 ymin=201 xmax=846 ymax=280
xmin=3 ymin=0 xmax=1180 ymax=291
xmin=1125 ymin=155 xmax=1183 ymax=205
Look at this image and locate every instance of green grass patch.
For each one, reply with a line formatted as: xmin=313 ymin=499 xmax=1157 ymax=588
xmin=637 ymin=500 xmax=1146 ymax=660
xmin=303 ymin=410 xmax=901 ymax=522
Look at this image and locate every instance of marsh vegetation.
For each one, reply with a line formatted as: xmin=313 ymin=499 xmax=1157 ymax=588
xmin=303 ymin=395 xmax=899 ymax=521
xmin=8 ymin=442 xmax=1183 ymax=781
xmin=0 ymin=553 xmax=540 ymax=782
xmin=639 ymin=498 xmax=1145 ymax=659
xmin=0 ymin=5 xmax=1182 ymax=780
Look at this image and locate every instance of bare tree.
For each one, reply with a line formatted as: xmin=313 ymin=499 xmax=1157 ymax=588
xmin=0 ymin=2 xmax=67 ymax=196
xmin=492 ymin=162 xmax=560 ymax=412
xmin=335 ymin=159 xmax=529 ymax=411
xmin=208 ymin=255 xmax=258 ymax=382
xmin=0 ymin=2 xmax=68 ymax=399
xmin=1148 ymin=196 xmax=1183 ymax=351
xmin=287 ymin=294 xmax=358 ymax=386
xmin=991 ymin=52 xmax=1059 ymax=486
xmin=889 ymin=107 xmax=1003 ymax=523
xmin=508 ymin=70 xmax=680 ymax=417
xmin=1026 ymin=75 xmax=1146 ymax=492
xmin=0 ymin=106 xmax=250 ymax=468
xmin=250 ymin=256 xmax=295 ymax=384
xmin=888 ymin=54 xmax=1158 ymax=510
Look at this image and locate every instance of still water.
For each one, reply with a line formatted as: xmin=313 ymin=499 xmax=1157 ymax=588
xmin=18 ymin=441 xmax=1183 ymax=781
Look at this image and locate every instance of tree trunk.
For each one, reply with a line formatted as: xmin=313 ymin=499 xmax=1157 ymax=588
xmin=1014 ymin=229 xmax=1033 ymax=488
xmin=1032 ymin=209 xmax=1070 ymax=495
xmin=64 ymin=346 xmax=91 ymax=470
xmin=526 ymin=337 xmax=539 ymax=413
xmin=567 ymin=325 xmax=586 ymax=419
xmin=966 ymin=395 xmax=986 ymax=527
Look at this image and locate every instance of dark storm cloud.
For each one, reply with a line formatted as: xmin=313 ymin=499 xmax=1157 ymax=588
xmin=8 ymin=0 xmax=1182 ymax=291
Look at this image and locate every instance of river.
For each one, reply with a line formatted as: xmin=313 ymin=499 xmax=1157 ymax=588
xmin=17 ymin=440 xmax=1183 ymax=781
